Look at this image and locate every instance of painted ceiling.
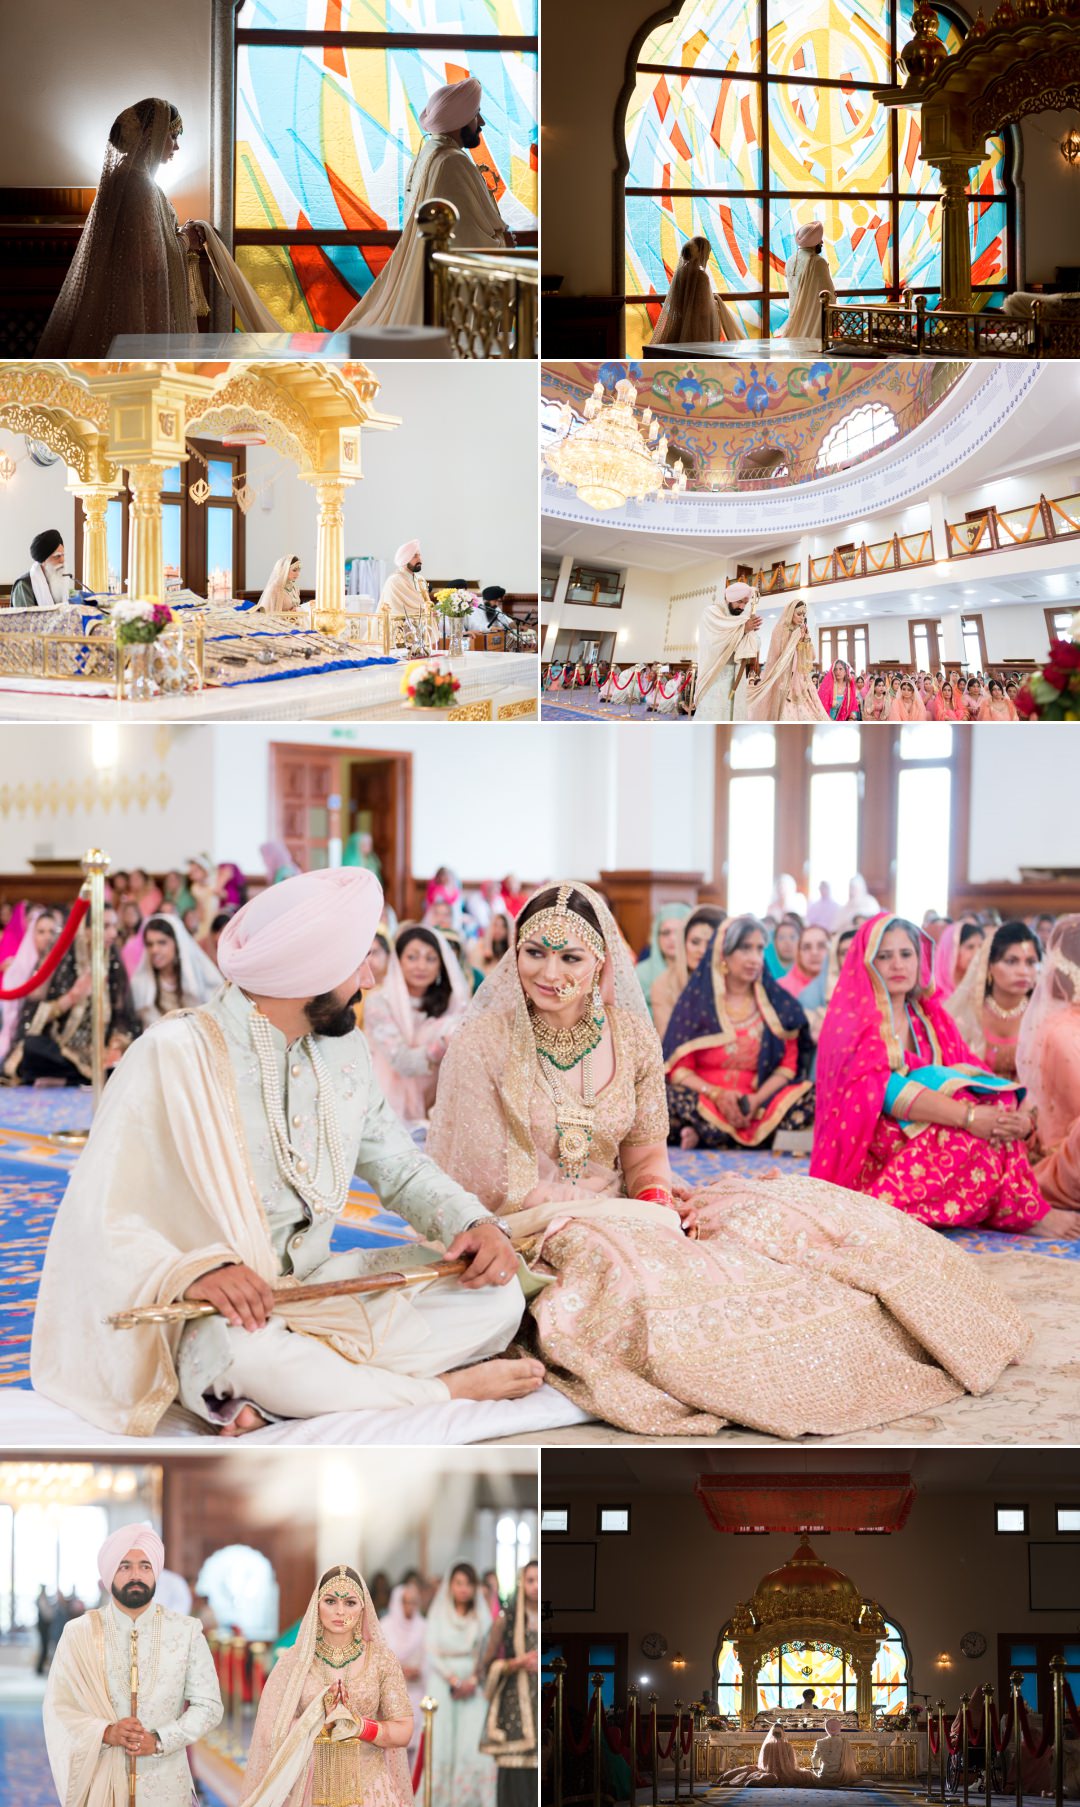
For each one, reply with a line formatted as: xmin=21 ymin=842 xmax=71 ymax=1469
xmin=541 ymin=359 xmax=967 ymax=490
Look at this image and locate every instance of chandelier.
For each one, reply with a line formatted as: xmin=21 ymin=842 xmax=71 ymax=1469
xmin=545 ymin=378 xmax=687 ymax=512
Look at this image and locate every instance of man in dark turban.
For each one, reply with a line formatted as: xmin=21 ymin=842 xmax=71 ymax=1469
xmin=10 ymin=529 xmax=69 ymax=609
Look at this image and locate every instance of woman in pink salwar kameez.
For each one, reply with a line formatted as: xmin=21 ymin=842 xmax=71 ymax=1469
xmin=1017 ymin=917 xmax=1080 ymax=1223
xmin=427 ymin=884 xmax=1030 ymax=1440
xmin=810 ymin=914 xmax=1054 ymax=1232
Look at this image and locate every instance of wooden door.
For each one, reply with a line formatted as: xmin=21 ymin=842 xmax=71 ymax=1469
xmin=344 ymin=752 xmax=412 ymax=922
xmin=271 ymin=746 xmax=339 ymax=872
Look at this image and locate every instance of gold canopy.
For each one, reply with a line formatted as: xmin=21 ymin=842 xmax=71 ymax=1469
xmin=727 ymin=1539 xmax=886 ymax=1728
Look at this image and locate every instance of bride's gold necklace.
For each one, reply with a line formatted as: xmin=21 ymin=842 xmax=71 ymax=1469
xmin=534 ymin=1042 xmax=598 ymax=1184
xmin=528 ymin=998 xmax=603 ymax=1070
xmin=316 ymin=1633 xmax=365 ymax=1669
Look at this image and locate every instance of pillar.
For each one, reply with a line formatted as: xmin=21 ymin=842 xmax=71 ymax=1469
xmin=308 ymin=477 xmax=348 ymax=635
xmin=937 ymin=158 xmax=975 ymax=311
xmin=126 ymin=462 xmax=168 ymax=604
xmin=70 ymin=487 xmax=119 ymax=595
xmin=542 ymin=554 xmax=572 ymax=661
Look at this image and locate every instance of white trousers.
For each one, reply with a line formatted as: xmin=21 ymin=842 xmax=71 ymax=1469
xmin=212 ymin=1275 xmax=524 ymax=1418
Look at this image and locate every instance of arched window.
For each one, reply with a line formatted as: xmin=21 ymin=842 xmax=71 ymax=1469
xmin=872 ymin=1616 xmax=912 ymax=1716
xmin=223 ymin=0 xmax=538 ymax=329
xmin=713 ymin=1611 xmax=911 ymax=1716
xmin=816 ymin=401 xmax=898 ymax=468
xmin=197 ymin=1544 xmax=279 ymax=1640
xmin=620 ymin=0 xmax=1014 ymax=356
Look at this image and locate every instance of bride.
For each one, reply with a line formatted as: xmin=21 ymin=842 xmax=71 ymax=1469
xmin=426 ymin=883 xmax=1030 ymax=1440
xmin=748 ymin=598 xmax=830 ymax=721
xmin=240 ymin=1565 xmax=413 ymax=1807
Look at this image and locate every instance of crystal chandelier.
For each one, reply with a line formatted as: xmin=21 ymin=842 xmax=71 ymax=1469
xmin=545 ymin=378 xmax=688 ymax=512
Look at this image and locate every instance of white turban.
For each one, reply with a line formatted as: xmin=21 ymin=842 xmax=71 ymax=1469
xmin=216 ymin=867 xmax=384 ymax=999
xmin=98 ymin=1523 xmax=165 ymax=1594
xmin=419 ymin=77 xmax=482 ymax=135
xmin=825 ymin=1717 xmax=842 ymax=1736
xmin=725 ymin=582 xmax=753 ymax=602
xmin=395 ymin=540 xmax=420 ymax=568
xmin=796 ymin=222 xmax=824 ymax=248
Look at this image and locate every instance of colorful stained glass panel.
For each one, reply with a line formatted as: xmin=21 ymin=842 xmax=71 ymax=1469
xmin=638 ymin=0 xmax=760 ymax=74
xmin=237 ymin=43 xmax=536 ymax=237
xmin=626 ymin=194 xmax=765 ymax=299
xmin=770 ymin=197 xmax=891 ymax=292
xmin=626 ymin=72 xmax=762 ymax=192
xmin=238 ymin=0 xmax=537 ymax=31
xmin=969 ymin=198 xmax=1008 ymax=286
xmin=770 ymin=82 xmax=889 ymax=192
xmin=766 ymin=0 xmax=891 ymax=85
xmin=236 ymin=241 xmax=390 ymax=328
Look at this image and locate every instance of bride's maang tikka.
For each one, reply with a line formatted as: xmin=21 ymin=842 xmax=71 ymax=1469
xmin=319 ymin=1566 xmax=361 ymax=1605
xmin=520 ymin=886 xmax=605 ymax=961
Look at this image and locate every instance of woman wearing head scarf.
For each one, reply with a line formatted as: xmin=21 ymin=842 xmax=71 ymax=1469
xmin=3 ymin=909 xmax=139 ymax=1085
xmin=362 ymin=925 xmax=470 ymax=1119
xmin=260 ymin=840 xmax=300 ymax=886
xmin=930 ymin=678 xmax=966 ymax=722
xmin=977 ymin=678 xmax=1020 ymax=721
xmin=778 ymin=924 xmax=830 ymax=998
xmin=636 ymin=902 xmax=692 ymax=1020
xmin=664 ymin=916 xmax=814 ymax=1150
xmin=649 ymin=906 xmax=725 ymax=1041
xmin=428 ymin=884 xmax=1029 ymax=1438
xmin=649 ymin=236 xmax=746 ymax=345
xmin=888 ymin=678 xmax=927 ymax=721
xmin=933 ymin=919 xmax=983 ymax=1001
xmin=426 ymin=1565 xmax=496 ymax=1807
xmin=718 ymin=1723 xmax=805 ymax=1786
xmin=810 ymin=914 xmax=1047 ymax=1230
xmin=799 ymin=924 xmax=858 ymax=1058
xmin=1016 ymin=917 xmax=1080 ymax=1228
xmin=256 ymin=555 xmax=305 ymax=616
xmin=861 ymin=674 xmax=892 ymax=721
xmin=0 ymin=907 xmax=61 ymax=1062
xmin=130 ymin=913 xmax=222 ymax=1029
xmin=818 ymin=660 xmax=861 ymax=721
xmin=782 ymin=220 xmax=837 ymax=340
xmin=748 ymin=599 xmax=830 ymax=721
xmin=38 ymin=100 xmax=201 ymax=355
xmin=0 ymin=900 xmax=29 ymax=977
xmin=764 ymin=913 xmax=803 ymax=981
xmin=832 ymin=875 xmax=882 ymax=933
xmin=480 ymin=1563 xmax=538 ymax=1807
xmin=947 ymin=921 xmax=1042 ymax=1079
xmin=379 ymin=1582 xmax=428 ymax=1767
xmin=240 ymin=1565 xmax=414 ymax=1807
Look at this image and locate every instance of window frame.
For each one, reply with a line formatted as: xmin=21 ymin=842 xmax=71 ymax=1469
xmin=542 ymin=1505 xmax=571 ymax=1536
xmin=1056 ymin=1506 xmax=1080 ymax=1535
xmin=615 ymin=0 xmax=1018 ymax=351
xmin=596 ymin=1504 xmax=632 ymax=1535
xmin=996 ymin=1504 xmax=1030 ymax=1535
xmin=1045 ymin=606 xmax=1077 ymax=648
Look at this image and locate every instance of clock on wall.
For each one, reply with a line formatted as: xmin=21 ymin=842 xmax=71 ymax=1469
xmin=960 ymin=1631 xmax=988 ymax=1659
xmin=641 ymin=1633 xmax=668 ymax=1659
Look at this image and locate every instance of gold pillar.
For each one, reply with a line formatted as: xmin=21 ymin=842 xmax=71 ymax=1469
xmin=71 ymin=488 xmax=118 ymax=595
xmin=308 ymin=476 xmax=349 ymax=635
xmin=126 ymin=462 xmax=169 ymax=604
xmin=936 ymin=158 xmax=975 ymax=311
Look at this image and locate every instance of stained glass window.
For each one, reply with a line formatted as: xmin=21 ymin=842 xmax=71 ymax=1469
xmin=623 ymin=0 xmax=1015 ymax=353
xmin=872 ymin=1619 xmax=911 ymax=1715
xmin=233 ymin=1 xmax=538 ymax=329
xmin=715 ymin=1616 xmax=910 ymax=1716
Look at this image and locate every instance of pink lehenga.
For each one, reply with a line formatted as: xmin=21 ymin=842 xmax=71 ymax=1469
xmin=426 ymin=885 xmax=1030 ymax=1440
xmin=748 ymin=600 xmax=829 ymax=722
xmin=240 ymin=1571 xmax=413 ymax=1807
xmin=1017 ymin=917 xmax=1080 ymax=1212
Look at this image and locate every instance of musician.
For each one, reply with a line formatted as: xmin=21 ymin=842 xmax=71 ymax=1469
xmin=31 ymin=867 xmax=538 ymax=1437
xmin=42 ymin=1524 xmax=222 ymax=1807
xmin=10 ymin=528 xmax=70 ymax=608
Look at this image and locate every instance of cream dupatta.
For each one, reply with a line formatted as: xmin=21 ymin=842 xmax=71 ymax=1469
xmin=43 ymin=1611 xmax=128 ymax=1807
xmin=31 ymin=1006 xmax=387 ymax=1436
xmin=747 ymin=597 xmax=808 ymax=719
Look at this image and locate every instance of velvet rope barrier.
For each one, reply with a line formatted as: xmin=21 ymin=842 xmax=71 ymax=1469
xmin=609 ymin=667 xmax=635 ymax=691
xmin=1017 ymin=1696 xmax=1055 ymax=1759
xmin=411 ymin=1731 xmax=425 ymax=1793
xmin=563 ymin=1695 xmax=599 ymax=1759
xmin=0 ymin=896 xmax=89 ymax=999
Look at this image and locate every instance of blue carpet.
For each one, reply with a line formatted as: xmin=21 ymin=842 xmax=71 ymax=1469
xmin=542 ymin=694 xmax=686 ymax=722
xmin=711 ymin=1792 xmax=904 ymax=1807
xmin=0 ymin=1699 xmax=52 ymax=1807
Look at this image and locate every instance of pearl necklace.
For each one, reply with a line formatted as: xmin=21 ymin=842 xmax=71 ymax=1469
xmin=985 ymin=994 xmax=1028 ymax=1022
xmin=249 ymin=1010 xmax=350 ymax=1216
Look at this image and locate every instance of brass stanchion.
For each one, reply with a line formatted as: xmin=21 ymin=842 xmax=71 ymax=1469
xmin=649 ymin=1693 xmax=659 ymax=1807
xmin=591 ymin=1672 xmax=605 ymax=1807
xmin=421 ymin=1695 xmax=437 ymax=1807
xmin=1051 ymin=1656 xmax=1065 ymax=1807
xmin=937 ymin=1700 xmax=947 ymax=1804
xmin=84 ymin=847 xmax=110 ymax=1111
xmin=249 ymin=1641 xmax=267 ymax=1703
xmin=628 ymin=1686 xmax=639 ymax=1807
xmin=672 ymin=1699 xmax=683 ymax=1802
xmin=983 ymin=1684 xmax=995 ymax=1807
xmin=960 ymin=1693 xmax=971 ymax=1807
xmin=231 ymin=1635 xmax=247 ymax=1731
xmin=553 ymin=1657 xmax=566 ymax=1807
xmin=1010 ymin=1671 xmax=1024 ymax=1807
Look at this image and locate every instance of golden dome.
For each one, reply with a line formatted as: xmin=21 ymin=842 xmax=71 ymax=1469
xmin=749 ymin=1539 xmax=864 ymax=1630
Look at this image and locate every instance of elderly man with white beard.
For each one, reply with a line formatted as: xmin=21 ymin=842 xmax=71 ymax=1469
xmin=10 ymin=528 xmax=71 ymax=608
xmin=31 ymin=866 xmax=541 ymax=1438
xmin=43 ymin=1524 xmax=223 ymax=1807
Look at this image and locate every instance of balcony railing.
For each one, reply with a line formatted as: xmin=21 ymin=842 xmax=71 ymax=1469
xmin=748 ymin=562 xmax=801 ymax=593
xmin=946 ymin=491 xmax=1080 ymax=557
xmin=808 ymin=530 xmax=935 ymax=585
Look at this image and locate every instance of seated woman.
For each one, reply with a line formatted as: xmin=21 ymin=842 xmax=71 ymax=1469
xmin=650 ymin=237 xmax=746 ymax=345
xmin=664 ymin=915 xmax=814 ymax=1151
xmin=798 ymin=924 xmax=857 ymax=1051
xmin=810 ymin=914 xmax=1054 ymax=1232
xmin=888 ymin=677 xmax=927 ymax=721
xmin=129 ymin=913 xmax=222 ymax=1029
xmin=861 ymin=674 xmax=892 ymax=722
xmin=1017 ymin=916 xmax=1080 ymax=1222
xmin=963 ymin=675 xmax=985 ymax=719
xmin=934 ymin=918 xmax=983 ymax=1001
xmin=0 ymin=907 xmax=61 ymax=1065
xmin=635 ymin=902 xmax=691 ymax=1023
xmin=946 ymin=920 xmax=1042 ymax=1079
xmin=930 ymin=678 xmax=966 ymax=722
xmin=818 ymin=660 xmax=861 ymax=720
xmin=363 ymin=925 xmax=469 ymax=1120
xmin=240 ymin=1565 xmax=413 ymax=1807
xmin=765 ymin=912 xmax=802 ymax=981
xmin=748 ymin=600 xmax=829 ymax=722
xmin=978 ymin=678 xmax=1019 ymax=721
xmin=649 ymin=905 xmax=725 ymax=1042
xmin=427 ymin=884 xmax=1031 ymax=1438
xmin=778 ymin=924 xmax=830 ymax=999
xmin=257 ymin=555 xmax=306 ymax=616
xmin=718 ymin=1724 xmax=809 ymax=1788
xmin=2 ymin=910 xmax=139 ymax=1085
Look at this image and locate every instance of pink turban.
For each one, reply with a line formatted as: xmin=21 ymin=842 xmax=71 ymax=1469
xmin=825 ymin=1717 xmax=842 ymax=1736
xmin=419 ymin=77 xmax=482 ymax=135
xmin=98 ymin=1523 xmax=164 ymax=1594
xmin=395 ymin=540 xmax=421 ymax=568
xmin=725 ymin=582 xmax=753 ymax=601
xmin=796 ymin=222 xmax=824 ymax=248
xmin=216 ymin=867 xmax=384 ymax=999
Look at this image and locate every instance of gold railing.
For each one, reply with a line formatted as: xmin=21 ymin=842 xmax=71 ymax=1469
xmin=822 ymin=291 xmax=1080 ymax=357
xmin=0 ymin=620 xmax=205 ymax=699
xmin=808 ymin=530 xmax=934 ymax=585
xmin=946 ymin=491 xmax=1080 ymax=558
xmin=419 ymin=200 xmax=537 ymax=359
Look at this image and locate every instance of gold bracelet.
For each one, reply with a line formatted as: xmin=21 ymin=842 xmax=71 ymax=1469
xmin=964 ymin=1103 xmax=976 ymax=1132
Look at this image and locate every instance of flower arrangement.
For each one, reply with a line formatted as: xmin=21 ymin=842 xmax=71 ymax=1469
xmin=400 ymin=658 xmax=462 ymax=708
xmin=1015 ymin=617 xmax=1080 ymax=719
xmin=111 ymin=599 xmax=174 ymax=644
xmin=432 ymin=587 xmax=475 ymax=621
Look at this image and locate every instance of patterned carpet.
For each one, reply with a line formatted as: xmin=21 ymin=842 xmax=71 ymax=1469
xmin=542 ymin=693 xmax=687 ymax=722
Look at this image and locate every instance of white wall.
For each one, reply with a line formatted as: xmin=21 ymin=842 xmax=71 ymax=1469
xmin=0 ymin=0 xmax=213 ymax=222
xmin=1020 ymin=116 xmax=1080 ymax=286
xmin=969 ymin=722 xmax=1080 ymax=880
xmin=0 ymin=447 xmax=76 ymax=583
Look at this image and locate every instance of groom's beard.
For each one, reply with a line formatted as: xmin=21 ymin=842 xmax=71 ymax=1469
xmin=112 ymin=1578 xmax=155 ymax=1609
xmin=305 ymin=988 xmax=363 ymax=1037
xmin=45 ymin=567 xmax=70 ymax=605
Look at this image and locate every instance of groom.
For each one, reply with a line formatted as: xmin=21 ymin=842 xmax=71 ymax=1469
xmin=31 ymin=866 xmax=542 ymax=1436
xmin=10 ymin=528 xmax=69 ymax=608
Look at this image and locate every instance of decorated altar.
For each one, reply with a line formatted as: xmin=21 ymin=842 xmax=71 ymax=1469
xmin=694 ymin=1726 xmax=921 ymax=1782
